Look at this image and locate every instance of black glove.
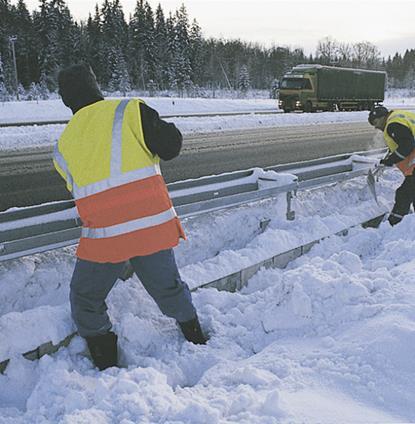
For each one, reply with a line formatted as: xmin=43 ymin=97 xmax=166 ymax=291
xmin=388 ymin=214 xmax=402 ymax=226
xmin=380 ymin=157 xmax=394 ymax=167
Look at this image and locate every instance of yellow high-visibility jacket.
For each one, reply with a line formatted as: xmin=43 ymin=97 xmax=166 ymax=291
xmin=383 ymin=110 xmax=415 ymax=176
xmin=53 ymin=98 xmax=185 ymax=263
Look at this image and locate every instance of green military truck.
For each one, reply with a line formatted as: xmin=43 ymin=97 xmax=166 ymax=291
xmin=278 ymin=64 xmax=386 ymax=113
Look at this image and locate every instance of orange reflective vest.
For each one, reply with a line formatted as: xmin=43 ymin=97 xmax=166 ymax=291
xmin=53 ymin=99 xmax=185 ymax=263
xmin=384 ymin=110 xmax=415 ymax=176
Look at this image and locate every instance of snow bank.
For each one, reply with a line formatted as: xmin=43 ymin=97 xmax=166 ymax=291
xmin=1 ymin=95 xmax=414 ymax=151
xmin=0 ymin=97 xmax=277 ymax=125
xmin=1 ymin=167 xmax=414 ymax=422
xmin=0 ymin=92 xmax=413 ymax=125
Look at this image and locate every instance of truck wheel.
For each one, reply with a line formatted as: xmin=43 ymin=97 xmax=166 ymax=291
xmin=304 ymin=101 xmax=313 ymax=113
xmin=329 ymin=103 xmax=338 ymax=112
xmin=283 ymin=108 xmax=291 ymax=113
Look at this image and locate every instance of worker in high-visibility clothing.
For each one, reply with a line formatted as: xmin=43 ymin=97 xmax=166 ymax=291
xmin=368 ymin=106 xmax=415 ymax=226
xmin=54 ymin=64 xmax=207 ymax=371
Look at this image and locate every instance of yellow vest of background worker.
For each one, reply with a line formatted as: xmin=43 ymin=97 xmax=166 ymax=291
xmin=383 ymin=110 xmax=415 ymax=176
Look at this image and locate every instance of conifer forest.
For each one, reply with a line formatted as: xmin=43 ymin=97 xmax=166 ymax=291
xmin=0 ymin=0 xmax=414 ymax=100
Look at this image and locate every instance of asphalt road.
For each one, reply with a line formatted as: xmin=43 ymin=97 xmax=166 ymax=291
xmin=0 ymin=121 xmax=378 ymax=211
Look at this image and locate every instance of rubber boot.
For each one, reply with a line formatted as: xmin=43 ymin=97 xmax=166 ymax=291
xmin=178 ymin=316 xmax=208 ymax=345
xmin=86 ymin=331 xmax=118 ymax=370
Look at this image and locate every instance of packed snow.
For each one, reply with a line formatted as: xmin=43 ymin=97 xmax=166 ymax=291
xmin=1 ymin=96 xmax=415 ymax=422
xmin=1 ymin=162 xmax=415 ymax=422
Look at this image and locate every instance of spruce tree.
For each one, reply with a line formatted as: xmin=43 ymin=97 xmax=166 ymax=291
xmin=0 ymin=53 xmax=5 ymax=86
xmin=10 ymin=0 xmax=37 ymax=87
xmin=0 ymin=53 xmax=9 ymax=101
xmin=34 ymin=0 xmax=60 ymax=90
xmin=27 ymin=81 xmax=40 ymax=101
xmin=154 ymin=3 xmax=168 ymax=89
xmin=172 ymin=4 xmax=192 ymax=95
xmin=56 ymin=1 xmax=81 ymax=67
xmin=130 ymin=0 xmax=157 ymax=89
xmin=189 ymin=18 xmax=204 ymax=87
xmin=238 ymin=64 xmax=250 ymax=95
xmin=101 ymin=0 xmax=128 ymax=87
xmin=129 ymin=0 xmax=145 ymax=88
xmin=39 ymin=71 xmax=50 ymax=99
xmin=0 ymin=0 xmax=11 ymax=54
xmin=85 ymin=5 xmax=103 ymax=82
xmin=108 ymin=48 xmax=131 ymax=95
xmin=17 ymin=82 xmax=25 ymax=99
xmin=143 ymin=1 xmax=156 ymax=84
xmin=165 ymin=12 xmax=176 ymax=90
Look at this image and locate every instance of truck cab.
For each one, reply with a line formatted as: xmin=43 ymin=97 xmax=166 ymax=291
xmin=278 ymin=69 xmax=316 ymax=113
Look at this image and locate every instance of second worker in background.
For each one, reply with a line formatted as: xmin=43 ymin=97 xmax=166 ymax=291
xmin=368 ymin=106 xmax=415 ymax=225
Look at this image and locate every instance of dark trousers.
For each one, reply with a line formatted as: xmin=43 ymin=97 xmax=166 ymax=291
xmin=391 ymin=172 xmax=415 ymax=219
xmin=70 ymin=248 xmax=196 ymax=337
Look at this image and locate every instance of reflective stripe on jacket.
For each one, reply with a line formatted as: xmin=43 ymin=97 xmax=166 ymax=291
xmin=53 ymin=98 xmax=185 ymax=263
xmin=384 ymin=110 xmax=415 ymax=176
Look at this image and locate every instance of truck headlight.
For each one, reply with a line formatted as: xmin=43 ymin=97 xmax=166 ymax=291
xmin=296 ymin=101 xmax=301 ymax=107
xmin=278 ymin=100 xmax=283 ymax=106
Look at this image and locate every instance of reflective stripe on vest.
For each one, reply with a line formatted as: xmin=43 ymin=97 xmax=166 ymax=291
xmin=73 ymin=163 xmax=161 ymax=199
xmin=53 ymin=143 xmax=75 ymax=191
xmin=82 ymin=207 xmax=177 ymax=239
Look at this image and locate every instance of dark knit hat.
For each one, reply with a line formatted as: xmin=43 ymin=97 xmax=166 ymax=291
xmin=58 ymin=63 xmax=103 ymax=114
xmin=368 ymin=106 xmax=389 ymax=125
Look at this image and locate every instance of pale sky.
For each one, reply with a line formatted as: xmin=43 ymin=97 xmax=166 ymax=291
xmin=22 ymin=0 xmax=415 ymax=57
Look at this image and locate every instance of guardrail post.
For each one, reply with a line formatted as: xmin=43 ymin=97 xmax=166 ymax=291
xmin=286 ymin=191 xmax=296 ymax=221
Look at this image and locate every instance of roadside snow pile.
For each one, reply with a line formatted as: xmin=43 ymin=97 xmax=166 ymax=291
xmin=0 ymin=97 xmax=277 ymax=125
xmin=1 ymin=167 xmax=414 ymax=422
xmin=0 ymin=91 xmax=412 ymax=125
xmin=1 ymin=95 xmax=414 ymax=151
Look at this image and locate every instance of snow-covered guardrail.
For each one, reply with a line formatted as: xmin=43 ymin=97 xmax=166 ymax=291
xmin=0 ymin=149 xmax=386 ymax=263
xmin=0 ymin=169 xmax=298 ymax=262
xmin=0 ymin=148 xmax=389 ymax=372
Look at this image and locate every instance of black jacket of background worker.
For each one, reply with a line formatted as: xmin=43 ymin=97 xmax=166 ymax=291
xmin=368 ymin=106 xmax=415 ymax=226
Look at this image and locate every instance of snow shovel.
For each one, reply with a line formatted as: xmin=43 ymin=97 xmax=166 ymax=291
xmin=367 ymin=164 xmax=385 ymax=205
xmin=367 ymin=168 xmax=379 ymax=205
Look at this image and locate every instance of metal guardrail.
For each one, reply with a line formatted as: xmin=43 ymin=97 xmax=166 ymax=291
xmin=0 ymin=149 xmax=386 ymax=263
xmin=0 ymin=109 xmax=279 ymax=128
xmin=0 ymin=148 xmax=388 ymax=372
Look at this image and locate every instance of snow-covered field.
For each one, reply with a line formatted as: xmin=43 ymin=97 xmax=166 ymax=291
xmin=0 ymin=92 xmax=414 ymax=125
xmin=0 ymin=97 xmax=277 ymax=124
xmin=1 ymin=96 xmax=415 ymax=422
xmin=1 ymin=95 xmax=414 ymax=152
xmin=0 ymin=93 xmax=415 ymax=124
